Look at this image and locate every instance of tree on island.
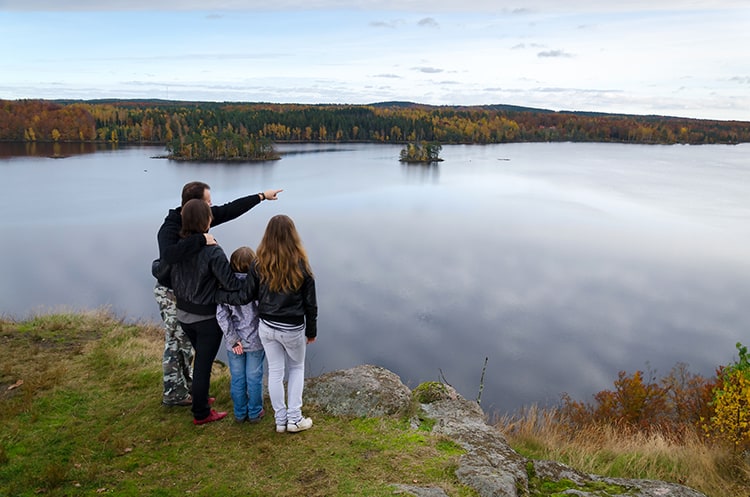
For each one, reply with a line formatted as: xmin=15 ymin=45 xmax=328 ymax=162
xmin=166 ymin=127 xmax=279 ymax=162
xmin=399 ymin=141 xmax=443 ymax=163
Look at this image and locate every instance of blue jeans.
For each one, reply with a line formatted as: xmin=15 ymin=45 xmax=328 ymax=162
xmin=227 ymin=348 xmax=266 ymax=421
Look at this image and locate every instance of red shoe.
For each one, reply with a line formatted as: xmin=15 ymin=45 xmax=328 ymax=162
xmin=193 ymin=410 xmax=227 ymax=425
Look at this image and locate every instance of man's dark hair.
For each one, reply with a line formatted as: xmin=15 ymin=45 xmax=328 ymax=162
xmin=181 ymin=181 xmax=210 ymax=207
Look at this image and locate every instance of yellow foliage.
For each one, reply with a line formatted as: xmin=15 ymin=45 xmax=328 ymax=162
xmin=702 ymin=343 xmax=750 ymax=451
xmin=704 ymin=369 xmax=750 ymax=450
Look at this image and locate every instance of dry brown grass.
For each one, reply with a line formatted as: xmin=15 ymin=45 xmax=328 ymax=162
xmin=495 ymin=404 xmax=750 ymax=497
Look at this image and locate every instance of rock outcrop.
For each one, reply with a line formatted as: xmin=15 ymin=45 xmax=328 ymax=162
xmin=304 ymin=364 xmax=708 ymax=497
xmin=304 ymin=364 xmax=412 ymax=417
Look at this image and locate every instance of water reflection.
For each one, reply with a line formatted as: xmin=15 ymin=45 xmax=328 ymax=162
xmin=1 ymin=142 xmax=749 ymax=415
xmin=0 ymin=141 xmax=118 ymax=158
xmin=401 ymin=161 xmax=440 ymax=183
xmin=278 ymin=145 xmax=357 ymax=155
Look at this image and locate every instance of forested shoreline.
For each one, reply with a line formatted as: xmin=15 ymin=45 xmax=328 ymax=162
xmin=1 ymin=99 xmax=749 ymax=160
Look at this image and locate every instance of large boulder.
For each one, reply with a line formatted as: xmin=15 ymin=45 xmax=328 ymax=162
xmin=304 ymin=364 xmax=413 ymax=417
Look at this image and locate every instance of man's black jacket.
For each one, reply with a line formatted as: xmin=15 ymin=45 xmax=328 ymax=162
xmin=153 ymin=193 xmax=261 ymax=288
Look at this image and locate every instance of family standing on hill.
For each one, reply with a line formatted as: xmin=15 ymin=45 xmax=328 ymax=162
xmin=152 ymin=181 xmax=318 ymax=430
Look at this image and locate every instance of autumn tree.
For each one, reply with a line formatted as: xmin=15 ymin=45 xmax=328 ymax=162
xmin=559 ymin=363 xmax=713 ymax=438
xmin=399 ymin=141 xmax=442 ymax=163
xmin=702 ymin=342 xmax=750 ymax=451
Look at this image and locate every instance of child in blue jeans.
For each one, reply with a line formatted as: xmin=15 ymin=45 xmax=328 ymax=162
xmin=217 ymin=246 xmax=266 ymax=423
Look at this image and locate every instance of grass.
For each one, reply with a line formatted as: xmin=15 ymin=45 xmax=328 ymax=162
xmin=495 ymin=404 xmax=750 ymax=497
xmin=5 ymin=310 xmax=748 ymax=497
xmin=0 ymin=310 xmax=476 ymax=497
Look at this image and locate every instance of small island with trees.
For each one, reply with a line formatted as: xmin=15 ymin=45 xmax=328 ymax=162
xmin=166 ymin=128 xmax=280 ymax=162
xmin=399 ymin=141 xmax=443 ymax=163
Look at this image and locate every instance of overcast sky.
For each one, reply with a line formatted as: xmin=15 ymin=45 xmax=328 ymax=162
xmin=1 ymin=1 xmax=748 ymax=120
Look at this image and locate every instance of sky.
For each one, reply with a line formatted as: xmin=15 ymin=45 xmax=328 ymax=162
xmin=1 ymin=1 xmax=748 ymax=120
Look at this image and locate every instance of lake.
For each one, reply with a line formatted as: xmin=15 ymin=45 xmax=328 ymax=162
xmin=1 ymin=141 xmax=749 ymax=415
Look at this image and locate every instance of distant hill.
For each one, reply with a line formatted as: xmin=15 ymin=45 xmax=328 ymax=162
xmin=369 ymin=101 xmax=557 ymax=114
xmin=43 ymin=98 xmax=740 ymax=123
xmin=3 ymin=98 xmax=748 ymax=145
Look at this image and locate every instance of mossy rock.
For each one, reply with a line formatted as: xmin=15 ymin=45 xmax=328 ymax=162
xmin=413 ymin=381 xmax=453 ymax=404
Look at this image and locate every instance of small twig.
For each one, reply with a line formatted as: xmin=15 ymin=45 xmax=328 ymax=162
xmin=8 ymin=379 xmax=23 ymax=391
xmin=438 ymin=369 xmax=451 ymax=386
xmin=476 ymin=357 xmax=488 ymax=405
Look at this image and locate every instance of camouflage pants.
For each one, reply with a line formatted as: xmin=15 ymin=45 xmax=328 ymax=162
xmin=154 ymin=284 xmax=194 ymax=403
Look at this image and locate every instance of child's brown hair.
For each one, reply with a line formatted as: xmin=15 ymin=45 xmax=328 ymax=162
xmin=229 ymin=246 xmax=256 ymax=273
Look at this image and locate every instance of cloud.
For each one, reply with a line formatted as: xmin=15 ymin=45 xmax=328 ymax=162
xmin=373 ymin=74 xmax=401 ymax=79
xmin=369 ymin=19 xmax=404 ymax=29
xmin=3 ymin=0 xmax=748 ymax=11
xmin=413 ymin=67 xmax=444 ymax=74
xmin=534 ymin=86 xmax=623 ymax=95
xmin=418 ymin=17 xmax=439 ymax=28
xmin=513 ymin=43 xmax=546 ymax=50
xmin=729 ymin=76 xmax=750 ymax=84
xmin=45 ymin=52 xmax=287 ymax=65
xmin=537 ymin=49 xmax=573 ymax=58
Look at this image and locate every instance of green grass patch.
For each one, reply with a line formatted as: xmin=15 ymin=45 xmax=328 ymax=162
xmin=0 ymin=311 xmax=475 ymax=497
xmin=527 ymin=473 xmax=633 ymax=497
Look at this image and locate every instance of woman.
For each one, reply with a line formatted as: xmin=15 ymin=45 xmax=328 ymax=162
xmin=251 ymin=214 xmax=318 ymax=433
xmin=170 ymin=198 xmax=250 ymax=425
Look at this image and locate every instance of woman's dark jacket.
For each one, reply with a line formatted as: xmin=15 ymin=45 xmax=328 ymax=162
xmin=170 ymin=244 xmax=251 ymax=315
xmin=248 ymin=262 xmax=318 ymax=339
xmin=153 ymin=194 xmax=261 ymax=288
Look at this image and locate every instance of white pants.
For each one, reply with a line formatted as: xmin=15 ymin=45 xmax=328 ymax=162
xmin=258 ymin=320 xmax=307 ymax=426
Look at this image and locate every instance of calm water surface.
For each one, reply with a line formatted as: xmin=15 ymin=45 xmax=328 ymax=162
xmin=2 ymin=142 xmax=749 ymax=414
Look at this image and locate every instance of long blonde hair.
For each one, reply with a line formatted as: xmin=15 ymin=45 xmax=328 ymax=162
xmin=256 ymin=214 xmax=312 ymax=293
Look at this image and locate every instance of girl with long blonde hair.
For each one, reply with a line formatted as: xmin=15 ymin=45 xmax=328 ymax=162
xmin=251 ymin=214 xmax=317 ymax=433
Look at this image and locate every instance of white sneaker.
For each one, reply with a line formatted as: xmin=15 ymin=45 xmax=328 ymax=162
xmin=286 ymin=417 xmax=313 ymax=433
xmin=276 ymin=424 xmax=287 ymax=433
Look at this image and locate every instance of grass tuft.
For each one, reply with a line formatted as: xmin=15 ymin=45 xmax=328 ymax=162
xmin=413 ymin=381 xmax=449 ymax=403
